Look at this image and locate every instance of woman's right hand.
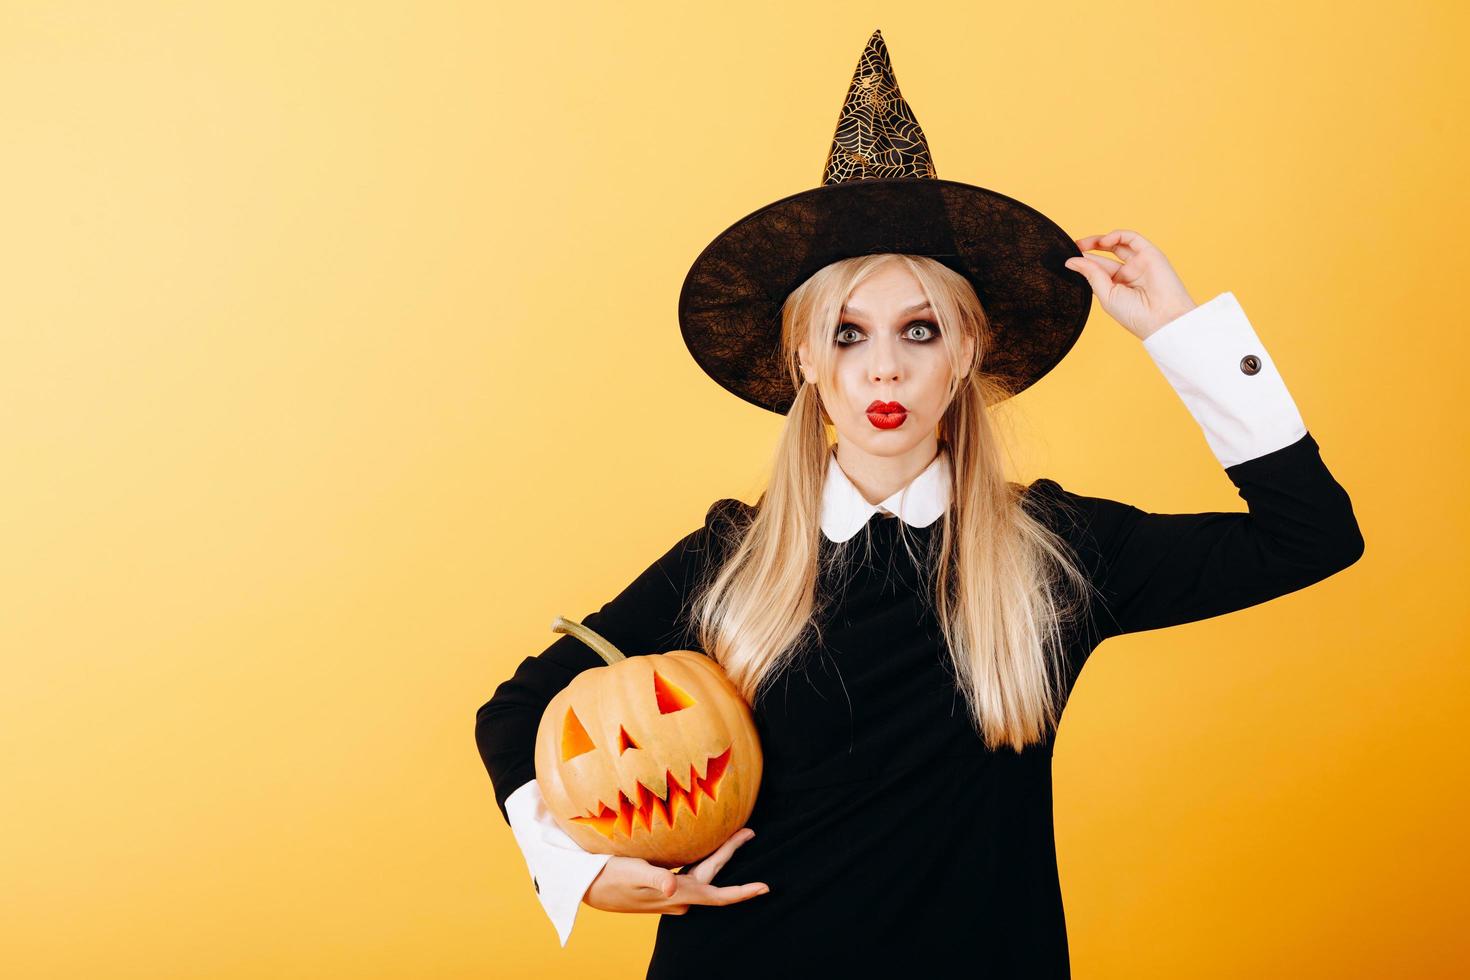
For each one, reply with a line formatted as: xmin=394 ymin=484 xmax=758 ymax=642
xmin=582 ymin=826 xmax=770 ymax=915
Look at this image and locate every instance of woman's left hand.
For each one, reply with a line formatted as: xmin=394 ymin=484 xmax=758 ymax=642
xmin=1064 ymin=229 xmax=1198 ymax=342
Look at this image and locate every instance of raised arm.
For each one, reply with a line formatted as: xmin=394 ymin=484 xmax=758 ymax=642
xmin=1027 ymin=291 xmax=1363 ymax=643
xmin=474 ymin=497 xmax=745 ymax=945
xmin=1033 ymin=430 xmax=1362 ymax=641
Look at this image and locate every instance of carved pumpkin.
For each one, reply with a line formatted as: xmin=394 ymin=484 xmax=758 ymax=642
xmin=533 ymin=616 xmax=763 ymax=868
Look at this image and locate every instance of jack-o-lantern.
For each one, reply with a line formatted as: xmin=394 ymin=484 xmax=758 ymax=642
xmin=533 ymin=616 xmax=763 ymax=869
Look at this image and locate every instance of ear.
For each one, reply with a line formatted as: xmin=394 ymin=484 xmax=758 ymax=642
xmin=797 ymin=342 xmax=817 ymax=386
xmin=960 ymin=332 xmax=976 ymax=373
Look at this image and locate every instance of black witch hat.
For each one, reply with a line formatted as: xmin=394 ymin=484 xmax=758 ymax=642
xmin=677 ymin=28 xmax=1091 ymax=415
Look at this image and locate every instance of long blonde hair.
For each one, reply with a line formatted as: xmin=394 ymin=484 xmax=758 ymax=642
xmin=692 ymin=253 xmax=1093 ymax=751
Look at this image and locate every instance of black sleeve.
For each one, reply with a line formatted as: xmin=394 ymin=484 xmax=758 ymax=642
xmin=1027 ymin=431 xmax=1364 ymax=641
xmin=473 ymin=498 xmax=747 ymax=825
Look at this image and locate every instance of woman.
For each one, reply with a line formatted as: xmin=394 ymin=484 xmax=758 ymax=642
xmin=475 ymin=31 xmax=1363 ymax=978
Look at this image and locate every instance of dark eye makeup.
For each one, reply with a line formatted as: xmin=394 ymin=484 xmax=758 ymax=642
xmin=834 ymin=320 xmax=940 ymax=346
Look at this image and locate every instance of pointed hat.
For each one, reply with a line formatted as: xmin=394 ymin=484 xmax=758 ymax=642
xmin=678 ymin=29 xmax=1090 ymax=415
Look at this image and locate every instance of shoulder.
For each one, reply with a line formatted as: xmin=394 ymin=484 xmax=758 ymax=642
xmin=1017 ymin=477 xmax=1153 ymax=572
xmin=693 ymin=497 xmax=755 ymax=563
xmin=703 ymin=496 xmax=757 ymax=541
xmin=1017 ymin=477 xmax=1077 ymax=523
xmin=704 ymin=496 xmax=756 ymax=525
xmin=630 ymin=499 xmax=755 ymax=591
xmin=1017 ymin=477 xmax=1120 ymax=546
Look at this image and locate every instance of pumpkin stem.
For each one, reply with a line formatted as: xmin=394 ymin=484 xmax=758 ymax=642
xmin=550 ymin=615 xmax=627 ymax=665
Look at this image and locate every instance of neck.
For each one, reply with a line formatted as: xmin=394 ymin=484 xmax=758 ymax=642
xmin=833 ymin=434 xmax=942 ymax=506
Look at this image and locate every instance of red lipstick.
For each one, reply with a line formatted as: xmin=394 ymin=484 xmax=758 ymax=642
xmin=866 ymin=400 xmax=908 ymax=430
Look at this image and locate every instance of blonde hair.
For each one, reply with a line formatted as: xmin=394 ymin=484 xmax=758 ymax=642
xmin=692 ymin=253 xmax=1094 ymax=751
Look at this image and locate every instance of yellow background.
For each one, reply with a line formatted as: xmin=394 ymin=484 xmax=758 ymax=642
xmin=3 ymin=1 xmax=1466 ymax=976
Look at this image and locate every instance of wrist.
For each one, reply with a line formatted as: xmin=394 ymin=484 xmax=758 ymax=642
xmin=1141 ymin=302 xmax=1198 ymax=341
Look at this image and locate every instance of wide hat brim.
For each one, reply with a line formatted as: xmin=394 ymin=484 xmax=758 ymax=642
xmin=677 ymin=176 xmax=1091 ymax=415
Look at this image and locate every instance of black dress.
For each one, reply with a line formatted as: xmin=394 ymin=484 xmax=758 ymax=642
xmin=475 ymin=431 xmax=1363 ymax=978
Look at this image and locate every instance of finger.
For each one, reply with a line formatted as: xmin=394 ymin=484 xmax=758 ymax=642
xmin=1108 ymin=228 xmax=1152 ymax=251
xmin=1088 ymin=229 xmax=1142 ymax=255
xmin=687 ymin=828 xmax=756 ymax=885
xmin=1062 ymin=254 xmax=1113 ymax=294
xmin=678 ymin=879 xmax=772 ymax=907
xmin=1074 ymin=231 xmax=1141 ymax=262
xmin=1075 ymin=251 xmax=1141 ymax=290
xmin=1069 ymin=249 xmax=1151 ymax=291
xmin=1075 ymin=237 xmax=1136 ymax=263
xmin=1085 ymin=243 xmax=1151 ymax=287
xmin=642 ymin=866 xmax=678 ymax=899
xmin=1070 ymin=251 xmax=1122 ymax=275
xmin=1085 ymin=229 xmax=1153 ymax=260
xmin=1075 ymin=233 xmax=1128 ymax=259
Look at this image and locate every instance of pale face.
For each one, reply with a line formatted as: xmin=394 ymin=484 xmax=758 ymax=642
xmin=798 ymin=262 xmax=974 ymax=477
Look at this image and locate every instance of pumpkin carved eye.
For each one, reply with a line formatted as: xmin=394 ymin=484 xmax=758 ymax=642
xmin=653 ymin=670 xmax=695 ymax=713
xmin=561 ymin=707 xmax=596 ymax=762
xmin=560 ymin=672 xmax=695 ymax=763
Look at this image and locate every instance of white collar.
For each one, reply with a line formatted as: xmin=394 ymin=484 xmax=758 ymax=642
xmin=819 ymin=446 xmax=951 ymax=543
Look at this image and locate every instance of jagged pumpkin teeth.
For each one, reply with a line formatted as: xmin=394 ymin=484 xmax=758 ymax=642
xmin=534 ymin=617 xmax=764 ymax=867
xmin=686 ymin=766 xmax=701 ymax=816
xmin=666 ymin=766 xmax=690 ymax=796
xmin=696 ymin=748 xmax=731 ymax=802
xmin=616 ymin=792 xmax=635 ymax=838
xmin=568 ymin=812 xmax=619 ymax=837
xmin=635 ymin=783 xmax=655 ymax=831
xmin=578 ymin=751 xmax=730 ymax=837
xmin=653 ymin=793 xmax=673 ymax=828
xmin=575 ymin=760 xmax=732 ymax=839
xmin=666 ymin=782 xmax=687 ymax=822
xmin=705 ymin=746 xmax=732 ymax=784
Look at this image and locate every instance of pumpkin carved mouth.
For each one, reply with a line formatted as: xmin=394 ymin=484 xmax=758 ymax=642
xmin=569 ymin=745 xmax=732 ymax=839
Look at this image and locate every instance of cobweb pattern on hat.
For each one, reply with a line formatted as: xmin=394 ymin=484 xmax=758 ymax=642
xmin=823 ymin=29 xmax=937 ymax=183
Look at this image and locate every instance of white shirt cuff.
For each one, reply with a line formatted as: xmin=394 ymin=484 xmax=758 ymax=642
xmin=1141 ymin=290 xmax=1308 ymax=468
xmin=505 ymin=778 xmax=613 ymax=948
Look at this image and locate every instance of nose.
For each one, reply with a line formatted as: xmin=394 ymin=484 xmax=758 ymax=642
xmin=868 ymin=334 xmax=900 ymax=385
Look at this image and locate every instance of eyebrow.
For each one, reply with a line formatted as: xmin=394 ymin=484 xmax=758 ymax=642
xmin=840 ymin=301 xmax=934 ymax=318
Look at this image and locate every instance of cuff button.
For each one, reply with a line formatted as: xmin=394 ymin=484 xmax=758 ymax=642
xmin=1239 ymin=354 xmax=1262 ymax=375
